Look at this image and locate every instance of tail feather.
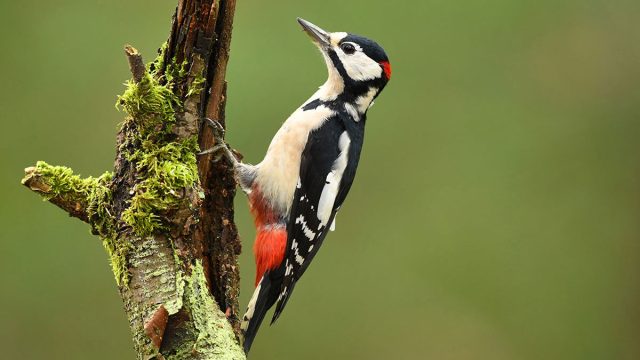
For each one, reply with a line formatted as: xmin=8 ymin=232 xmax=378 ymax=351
xmin=271 ymin=277 xmax=297 ymax=324
xmin=241 ymin=273 xmax=280 ymax=354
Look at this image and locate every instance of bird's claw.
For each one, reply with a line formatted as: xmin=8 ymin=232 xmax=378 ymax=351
xmin=198 ymin=118 xmax=235 ymax=163
xmin=204 ymin=118 xmax=226 ymax=140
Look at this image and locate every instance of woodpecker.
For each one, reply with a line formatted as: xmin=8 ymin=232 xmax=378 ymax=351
xmin=207 ymin=18 xmax=391 ymax=353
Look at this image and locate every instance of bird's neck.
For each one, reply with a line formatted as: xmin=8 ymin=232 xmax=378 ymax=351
xmin=302 ymin=79 xmax=378 ymax=123
xmin=314 ymin=70 xmax=345 ymax=101
xmin=316 ymin=77 xmax=378 ymax=108
xmin=349 ymin=86 xmax=378 ymax=114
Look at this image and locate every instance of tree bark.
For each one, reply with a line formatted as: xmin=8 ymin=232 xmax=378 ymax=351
xmin=21 ymin=1 xmax=245 ymax=359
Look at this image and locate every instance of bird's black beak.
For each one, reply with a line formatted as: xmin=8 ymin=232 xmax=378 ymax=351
xmin=297 ymin=18 xmax=330 ymax=49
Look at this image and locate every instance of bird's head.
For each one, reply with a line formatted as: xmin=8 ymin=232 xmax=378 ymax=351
xmin=297 ymin=18 xmax=391 ymax=100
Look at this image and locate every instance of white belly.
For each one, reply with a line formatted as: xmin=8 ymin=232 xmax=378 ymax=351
xmin=255 ymin=105 xmax=335 ymax=215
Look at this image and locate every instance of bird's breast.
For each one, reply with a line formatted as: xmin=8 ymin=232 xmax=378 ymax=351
xmin=255 ymin=105 xmax=335 ymax=216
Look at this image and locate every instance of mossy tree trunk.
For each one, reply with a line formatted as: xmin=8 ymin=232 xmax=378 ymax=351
xmin=21 ymin=1 xmax=245 ymax=359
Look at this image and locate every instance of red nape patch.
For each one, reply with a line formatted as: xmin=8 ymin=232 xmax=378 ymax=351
xmin=254 ymin=228 xmax=287 ymax=286
xmin=380 ymin=61 xmax=392 ymax=80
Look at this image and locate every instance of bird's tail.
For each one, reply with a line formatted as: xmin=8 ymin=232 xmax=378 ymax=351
xmin=241 ymin=273 xmax=279 ymax=354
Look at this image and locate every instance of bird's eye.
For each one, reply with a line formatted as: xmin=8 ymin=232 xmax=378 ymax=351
xmin=340 ymin=43 xmax=356 ymax=55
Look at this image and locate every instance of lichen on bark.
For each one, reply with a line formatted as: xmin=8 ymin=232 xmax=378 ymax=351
xmin=165 ymin=261 xmax=245 ymax=359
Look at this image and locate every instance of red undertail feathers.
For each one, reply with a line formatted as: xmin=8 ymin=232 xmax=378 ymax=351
xmin=249 ymin=186 xmax=287 ymax=286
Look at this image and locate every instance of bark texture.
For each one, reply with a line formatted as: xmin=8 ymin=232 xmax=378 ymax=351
xmin=21 ymin=1 xmax=244 ymax=359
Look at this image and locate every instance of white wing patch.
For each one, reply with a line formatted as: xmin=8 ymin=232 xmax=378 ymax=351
xmin=317 ymin=131 xmax=351 ymax=227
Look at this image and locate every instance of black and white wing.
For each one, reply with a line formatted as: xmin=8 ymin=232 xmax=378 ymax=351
xmin=271 ymin=114 xmax=364 ymax=322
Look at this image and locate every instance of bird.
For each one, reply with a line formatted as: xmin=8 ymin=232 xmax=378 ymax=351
xmin=204 ymin=17 xmax=391 ymax=353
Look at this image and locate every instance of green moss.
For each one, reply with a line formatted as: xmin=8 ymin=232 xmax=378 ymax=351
xmin=150 ymin=42 xmax=169 ymax=75
xmin=165 ymin=58 xmax=189 ymax=86
xmin=85 ymin=173 xmax=114 ymax=232
xmin=116 ymin=72 xmax=180 ymax=137
xmin=148 ymin=42 xmax=187 ymax=87
xmin=115 ymin=47 xmax=202 ymax=239
xmin=102 ymin=237 xmax=132 ymax=287
xmin=121 ymin=137 xmax=200 ymax=237
xmin=31 ymin=162 xmax=114 ymax=232
xmin=186 ymin=73 xmax=206 ymax=98
xmin=113 ymin=44 xmax=208 ymax=284
xmin=28 ymin=162 xmax=130 ymax=286
xmin=32 ymin=161 xmax=109 ymax=203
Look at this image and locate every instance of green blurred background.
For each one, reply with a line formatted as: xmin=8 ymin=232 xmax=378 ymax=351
xmin=1 ymin=0 xmax=639 ymax=359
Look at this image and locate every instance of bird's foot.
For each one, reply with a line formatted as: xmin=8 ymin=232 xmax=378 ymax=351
xmin=203 ymin=118 xmax=226 ymax=140
xmin=198 ymin=118 xmax=237 ymax=164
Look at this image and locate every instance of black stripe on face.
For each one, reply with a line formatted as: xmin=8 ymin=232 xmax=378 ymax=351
xmin=327 ymin=48 xmax=350 ymax=82
xmin=327 ymin=48 xmax=371 ymax=95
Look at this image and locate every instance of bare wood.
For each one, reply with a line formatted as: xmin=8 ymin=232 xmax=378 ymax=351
xmin=145 ymin=305 xmax=170 ymax=349
xmin=197 ymin=0 xmax=242 ymax=334
xmin=125 ymin=45 xmax=145 ymax=83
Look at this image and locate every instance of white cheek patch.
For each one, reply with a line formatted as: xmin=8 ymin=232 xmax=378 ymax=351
xmin=336 ymin=48 xmax=383 ymax=81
